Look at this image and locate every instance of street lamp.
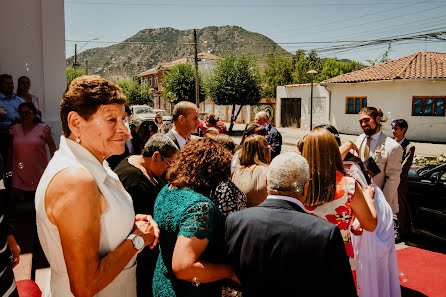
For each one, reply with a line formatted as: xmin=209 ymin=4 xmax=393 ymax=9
xmin=307 ymin=69 xmax=317 ymax=130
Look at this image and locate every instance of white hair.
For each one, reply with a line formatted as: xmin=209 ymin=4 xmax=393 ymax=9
xmin=256 ymin=111 xmax=269 ymax=121
xmin=267 ymin=152 xmax=309 ymax=193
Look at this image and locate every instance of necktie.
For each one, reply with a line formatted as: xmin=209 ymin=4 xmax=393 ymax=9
xmin=363 ymin=136 xmax=371 ymax=160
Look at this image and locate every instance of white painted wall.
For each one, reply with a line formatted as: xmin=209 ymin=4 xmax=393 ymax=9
xmin=276 ymin=85 xmax=330 ymax=129
xmin=326 ymin=80 xmax=446 ymax=142
xmin=0 ymin=0 xmax=66 ymax=143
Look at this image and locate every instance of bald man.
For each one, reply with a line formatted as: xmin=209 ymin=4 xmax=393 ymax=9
xmin=255 ymin=111 xmax=282 ymax=159
xmin=165 ymin=101 xmax=200 ymax=149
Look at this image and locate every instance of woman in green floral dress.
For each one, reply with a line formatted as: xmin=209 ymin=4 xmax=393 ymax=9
xmin=153 ymin=138 xmax=239 ymax=297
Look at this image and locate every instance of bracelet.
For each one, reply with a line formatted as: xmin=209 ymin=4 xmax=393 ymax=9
xmin=192 ymin=276 xmax=200 ymax=287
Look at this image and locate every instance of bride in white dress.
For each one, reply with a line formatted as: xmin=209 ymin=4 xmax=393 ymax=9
xmin=35 ymin=76 xmax=159 ymax=297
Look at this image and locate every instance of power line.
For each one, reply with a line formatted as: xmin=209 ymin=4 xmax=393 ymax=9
xmin=266 ymin=0 xmax=432 ymax=36
xmin=65 ymin=1 xmax=446 ymax=7
xmin=287 ymin=2 xmax=446 ymax=41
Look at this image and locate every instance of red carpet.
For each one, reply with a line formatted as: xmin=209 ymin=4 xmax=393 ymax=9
xmin=397 ymin=247 xmax=446 ymax=297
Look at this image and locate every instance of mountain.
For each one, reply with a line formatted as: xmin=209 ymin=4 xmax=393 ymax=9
xmin=66 ymin=26 xmax=290 ymax=81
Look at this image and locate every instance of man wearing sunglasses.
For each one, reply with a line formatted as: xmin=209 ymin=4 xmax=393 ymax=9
xmin=391 ymin=119 xmax=415 ymax=241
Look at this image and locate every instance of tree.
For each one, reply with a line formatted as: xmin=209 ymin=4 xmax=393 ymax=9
xmin=205 ymin=54 xmax=261 ymax=132
xmin=66 ymin=66 xmax=85 ymax=86
xmin=317 ymin=58 xmax=363 ymax=82
xmin=117 ymin=76 xmax=153 ymax=105
xmin=261 ymin=51 xmax=294 ymax=98
xmin=291 ymin=49 xmax=323 ymax=84
xmin=162 ymin=63 xmax=205 ymax=104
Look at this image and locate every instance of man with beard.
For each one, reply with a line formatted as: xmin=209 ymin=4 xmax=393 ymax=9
xmin=355 ymin=107 xmax=403 ymax=214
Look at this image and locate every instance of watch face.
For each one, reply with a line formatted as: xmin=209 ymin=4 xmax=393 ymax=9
xmin=134 ymin=236 xmax=145 ymax=250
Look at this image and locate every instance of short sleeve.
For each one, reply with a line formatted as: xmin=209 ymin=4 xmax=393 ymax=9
xmin=178 ymin=201 xmax=218 ymax=240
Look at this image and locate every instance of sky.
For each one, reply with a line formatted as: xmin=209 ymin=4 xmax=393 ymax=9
xmin=64 ymin=0 xmax=446 ymax=64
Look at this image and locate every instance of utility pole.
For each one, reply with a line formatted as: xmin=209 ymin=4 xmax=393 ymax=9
xmin=193 ymin=29 xmax=200 ymax=108
xmin=74 ymin=44 xmax=79 ymax=67
xmin=85 ymin=60 xmax=89 ymax=75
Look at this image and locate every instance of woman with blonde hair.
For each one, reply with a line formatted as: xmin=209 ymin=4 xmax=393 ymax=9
xmin=231 ymin=134 xmax=271 ymax=207
xmin=301 ymin=128 xmax=377 ymax=281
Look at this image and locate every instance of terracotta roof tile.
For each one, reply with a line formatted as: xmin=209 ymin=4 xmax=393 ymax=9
xmin=284 ymin=83 xmax=318 ymax=87
xmin=321 ymin=52 xmax=446 ymax=84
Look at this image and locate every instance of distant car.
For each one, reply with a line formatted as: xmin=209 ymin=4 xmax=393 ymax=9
xmin=407 ymin=163 xmax=446 ymax=241
xmin=129 ymin=105 xmax=172 ymax=128
xmin=197 ymin=112 xmax=227 ymax=136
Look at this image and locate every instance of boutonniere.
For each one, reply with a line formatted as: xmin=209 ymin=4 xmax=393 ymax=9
xmin=375 ymin=149 xmax=381 ymax=154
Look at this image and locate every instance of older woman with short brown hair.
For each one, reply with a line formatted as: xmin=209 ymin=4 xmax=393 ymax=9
xmin=35 ymin=76 xmax=159 ymax=297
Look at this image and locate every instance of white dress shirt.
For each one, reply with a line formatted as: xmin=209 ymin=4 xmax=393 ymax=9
xmin=266 ymin=194 xmax=305 ymax=210
xmin=171 ymin=127 xmax=188 ymax=149
xmin=368 ymin=130 xmax=382 ymax=154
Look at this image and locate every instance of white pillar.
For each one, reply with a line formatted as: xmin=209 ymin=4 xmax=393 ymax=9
xmin=0 ymin=0 xmax=66 ymax=145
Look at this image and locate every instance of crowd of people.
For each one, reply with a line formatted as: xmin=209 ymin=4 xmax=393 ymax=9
xmin=0 ymin=74 xmax=414 ymax=297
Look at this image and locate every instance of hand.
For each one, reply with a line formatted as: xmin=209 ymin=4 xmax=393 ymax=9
xmin=351 ymin=223 xmax=364 ymax=235
xmin=363 ymin=185 xmax=375 ymax=201
xmin=133 ymin=214 xmax=160 ymax=249
xmin=7 ymin=235 xmax=20 ymax=268
xmin=349 ymin=141 xmax=360 ymax=155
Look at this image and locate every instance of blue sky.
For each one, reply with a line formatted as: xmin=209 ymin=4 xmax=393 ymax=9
xmin=64 ymin=0 xmax=446 ymax=63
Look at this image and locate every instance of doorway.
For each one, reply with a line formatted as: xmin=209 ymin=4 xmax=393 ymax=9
xmin=281 ymin=98 xmax=301 ymax=127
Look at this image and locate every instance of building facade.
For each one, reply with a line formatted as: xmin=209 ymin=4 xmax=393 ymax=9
xmin=321 ymin=52 xmax=446 ymax=142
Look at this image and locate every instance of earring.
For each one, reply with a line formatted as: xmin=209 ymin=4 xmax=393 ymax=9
xmin=76 ymin=137 xmax=80 ymax=143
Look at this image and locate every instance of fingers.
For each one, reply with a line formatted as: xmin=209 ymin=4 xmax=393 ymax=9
xmin=145 ymin=215 xmax=160 ymax=249
xmin=133 ymin=215 xmax=160 ymax=249
xmin=12 ymin=254 xmax=19 ymax=269
xmin=350 ymin=141 xmax=359 ymax=153
xmin=135 ymin=214 xmax=148 ymax=221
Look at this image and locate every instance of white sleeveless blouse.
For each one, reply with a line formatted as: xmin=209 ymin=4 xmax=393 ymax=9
xmin=35 ymin=136 xmax=136 ymax=297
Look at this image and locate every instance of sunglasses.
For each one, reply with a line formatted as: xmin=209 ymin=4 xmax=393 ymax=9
xmin=19 ymin=110 xmax=33 ymax=115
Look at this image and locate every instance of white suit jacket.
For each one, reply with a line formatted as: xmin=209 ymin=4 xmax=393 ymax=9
xmin=356 ymin=132 xmax=403 ymax=213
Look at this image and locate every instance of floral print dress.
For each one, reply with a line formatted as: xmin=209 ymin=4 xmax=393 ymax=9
xmin=303 ymin=171 xmax=356 ymax=271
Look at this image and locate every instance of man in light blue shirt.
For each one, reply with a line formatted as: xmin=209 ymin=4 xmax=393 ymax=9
xmin=0 ymin=74 xmax=24 ymax=167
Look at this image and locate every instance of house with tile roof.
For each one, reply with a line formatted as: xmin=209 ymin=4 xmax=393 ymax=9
xmin=320 ymin=52 xmax=446 ymax=142
xmin=137 ymin=52 xmax=218 ymax=112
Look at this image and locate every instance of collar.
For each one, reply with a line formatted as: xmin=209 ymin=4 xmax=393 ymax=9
xmin=171 ymin=127 xmax=188 ymax=147
xmin=59 ymin=136 xmax=113 ymax=183
xmin=397 ymin=137 xmax=405 ymax=145
xmin=267 ymin=194 xmax=305 ymax=209
xmin=369 ymin=130 xmax=382 ymax=140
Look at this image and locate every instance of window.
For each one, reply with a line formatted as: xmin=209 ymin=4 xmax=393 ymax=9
xmin=149 ymin=78 xmax=152 ymax=86
xmin=346 ymin=97 xmax=367 ymax=114
xmin=412 ymin=96 xmax=445 ymax=116
xmin=154 ymin=77 xmax=158 ymax=86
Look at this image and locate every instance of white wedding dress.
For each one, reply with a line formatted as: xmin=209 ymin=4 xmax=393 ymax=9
xmin=35 ymin=136 xmax=137 ymax=297
xmin=345 ymin=162 xmax=401 ymax=297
